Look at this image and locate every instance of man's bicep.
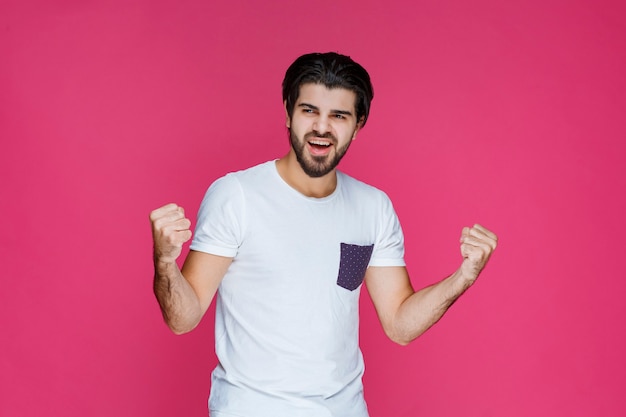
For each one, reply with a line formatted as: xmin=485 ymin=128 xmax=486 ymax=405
xmin=364 ymin=266 xmax=415 ymax=334
xmin=181 ymin=250 xmax=233 ymax=314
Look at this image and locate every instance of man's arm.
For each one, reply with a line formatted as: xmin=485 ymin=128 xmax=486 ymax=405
xmin=150 ymin=203 xmax=232 ymax=335
xmin=365 ymin=224 xmax=497 ymax=345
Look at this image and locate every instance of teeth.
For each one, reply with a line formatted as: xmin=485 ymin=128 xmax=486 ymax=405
xmin=310 ymin=140 xmax=330 ymax=146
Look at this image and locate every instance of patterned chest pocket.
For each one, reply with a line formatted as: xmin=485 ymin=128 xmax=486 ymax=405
xmin=337 ymin=243 xmax=375 ymax=291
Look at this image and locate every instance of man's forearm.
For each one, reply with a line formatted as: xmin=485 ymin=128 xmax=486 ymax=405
xmin=153 ymin=260 xmax=203 ymax=335
xmin=392 ymin=268 xmax=473 ymax=345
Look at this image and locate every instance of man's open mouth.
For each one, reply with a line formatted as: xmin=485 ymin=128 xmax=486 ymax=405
xmin=308 ymin=139 xmax=332 ymax=151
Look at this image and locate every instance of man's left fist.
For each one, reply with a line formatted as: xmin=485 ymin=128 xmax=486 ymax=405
xmin=459 ymin=224 xmax=498 ymax=283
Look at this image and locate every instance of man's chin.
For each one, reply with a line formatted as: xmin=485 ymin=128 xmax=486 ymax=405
xmin=299 ymin=159 xmax=335 ymax=178
xmin=302 ymin=166 xmax=333 ymax=178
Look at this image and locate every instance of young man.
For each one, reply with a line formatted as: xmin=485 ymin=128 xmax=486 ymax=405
xmin=150 ymin=52 xmax=497 ymax=417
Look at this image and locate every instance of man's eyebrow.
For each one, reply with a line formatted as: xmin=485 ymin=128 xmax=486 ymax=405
xmin=331 ymin=109 xmax=354 ymax=116
xmin=298 ymin=103 xmax=319 ymax=111
xmin=297 ymin=103 xmax=354 ymax=116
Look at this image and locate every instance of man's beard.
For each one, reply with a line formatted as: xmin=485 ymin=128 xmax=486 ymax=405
xmin=289 ymin=129 xmax=353 ymax=178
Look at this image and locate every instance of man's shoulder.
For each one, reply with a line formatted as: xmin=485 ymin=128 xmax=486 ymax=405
xmin=212 ymin=160 xmax=275 ymax=186
xmin=203 ymin=161 xmax=276 ymax=200
xmin=225 ymin=160 xmax=275 ymax=178
xmin=338 ymin=170 xmax=390 ymax=200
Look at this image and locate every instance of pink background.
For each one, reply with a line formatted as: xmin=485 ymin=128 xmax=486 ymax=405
xmin=2 ymin=0 xmax=625 ymax=416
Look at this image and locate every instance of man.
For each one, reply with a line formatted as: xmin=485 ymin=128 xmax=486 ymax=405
xmin=150 ymin=52 xmax=497 ymax=417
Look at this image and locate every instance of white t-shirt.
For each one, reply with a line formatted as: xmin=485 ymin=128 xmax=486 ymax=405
xmin=190 ymin=161 xmax=405 ymax=417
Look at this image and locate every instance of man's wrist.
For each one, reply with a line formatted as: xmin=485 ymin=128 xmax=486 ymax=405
xmin=453 ymin=263 xmax=478 ymax=290
xmin=153 ymin=255 xmax=179 ymax=273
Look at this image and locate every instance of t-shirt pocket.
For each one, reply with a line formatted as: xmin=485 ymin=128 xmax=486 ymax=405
xmin=336 ymin=243 xmax=375 ymax=291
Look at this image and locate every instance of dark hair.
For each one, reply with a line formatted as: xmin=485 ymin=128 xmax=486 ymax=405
xmin=282 ymin=52 xmax=374 ymax=127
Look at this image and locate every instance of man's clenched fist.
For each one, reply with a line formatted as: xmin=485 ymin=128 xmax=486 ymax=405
xmin=459 ymin=224 xmax=497 ymax=283
xmin=150 ymin=203 xmax=193 ymax=263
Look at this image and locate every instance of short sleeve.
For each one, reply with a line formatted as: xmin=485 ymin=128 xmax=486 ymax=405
xmin=369 ymin=193 xmax=405 ymax=267
xmin=190 ymin=174 xmax=245 ymax=258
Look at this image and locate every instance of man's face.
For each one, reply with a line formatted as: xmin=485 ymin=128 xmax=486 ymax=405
xmin=286 ymin=83 xmax=361 ymax=178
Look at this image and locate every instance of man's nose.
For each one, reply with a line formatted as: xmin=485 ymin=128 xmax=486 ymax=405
xmin=312 ymin=115 xmax=330 ymax=135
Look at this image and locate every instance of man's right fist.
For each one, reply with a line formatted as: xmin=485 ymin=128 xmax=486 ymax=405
xmin=150 ymin=203 xmax=193 ymax=263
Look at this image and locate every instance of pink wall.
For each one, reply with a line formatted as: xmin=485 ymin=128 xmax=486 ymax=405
xmin=2 ymin=0 xmax=625 ymax=416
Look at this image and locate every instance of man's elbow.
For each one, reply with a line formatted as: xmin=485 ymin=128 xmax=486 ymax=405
xmin=393 ymin=337 xmax=412 ymax=347
xmin=167 ymin=321 xmax=199 ymax=335
xmin=169 ymin=324 xmax=194 ymax=335
xmin=389 ymin=334 xmax=415 ymax=346
xmin=385 ymin=327 xmax=417 ymax=346
xmin=162 ymin=313 xmax=201 ymax=335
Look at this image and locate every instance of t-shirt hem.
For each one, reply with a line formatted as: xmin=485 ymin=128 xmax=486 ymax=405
xmin=190 ymin=243 xmax=238 ymax=258
xmin=368 ymin=258 xmax=406 ymax=267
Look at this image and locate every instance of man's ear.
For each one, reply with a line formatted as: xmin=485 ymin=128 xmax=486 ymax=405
xmin=284 ymin=101 xmax=290 ymax=128
xmin=352 ymin=117 xmax=365 ymax=140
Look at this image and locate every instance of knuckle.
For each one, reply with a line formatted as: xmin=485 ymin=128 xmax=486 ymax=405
xmin=153 ymin=217 xmax=168 ymax=231
xmin=164 ymin=231 xmax=178 ymax=244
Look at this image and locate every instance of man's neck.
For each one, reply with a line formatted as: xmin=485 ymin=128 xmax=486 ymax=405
xmin=275 ymin=152 xmax=338 ymax=198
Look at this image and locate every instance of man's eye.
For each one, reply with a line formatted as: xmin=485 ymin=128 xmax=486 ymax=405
xmin=334 ymin=114 xmax=345 ymax=119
